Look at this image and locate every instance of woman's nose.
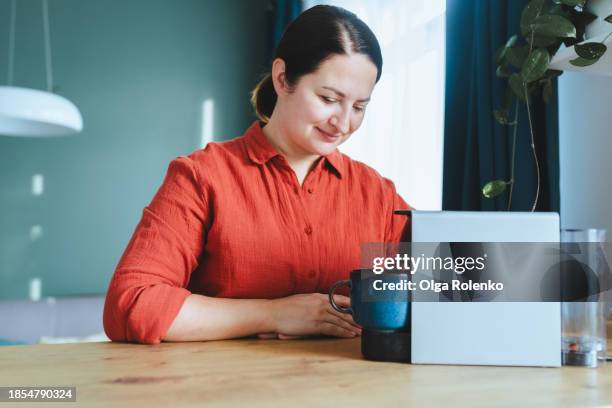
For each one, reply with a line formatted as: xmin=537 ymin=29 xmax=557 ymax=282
xmin=330 ymin=109 xmax=350 ymax=134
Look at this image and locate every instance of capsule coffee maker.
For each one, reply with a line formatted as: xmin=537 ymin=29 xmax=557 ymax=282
xmin=329 ymin=268 xmax=412 ymax=363
xmin=360 ymin=327 xmax=411 ymax=363
xmin=329 ymin=213 xmax=413 ymax=363
xmin=362 ymin=211 xmax=412 ymax=363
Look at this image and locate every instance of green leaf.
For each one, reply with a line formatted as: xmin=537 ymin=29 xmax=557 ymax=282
xmin=558 ymin=0 xmax=586 ymax=7
xmin=543 ymin=79 xmax=553 ymax=103
xmin=506 ymin=45 xmax=529 ymax=68
xmin=494 ymin=110 xmax=508 ymax=125
xmin=574 ymin=42 xmax=607 ymax=59
xmin=569 ymin=56 xmax=600 ymax=66
xmin=493 ymin=111 xmax=516 ymax=126
xmin=521 ymin=0 xmax=546 ymax=36
xmin=549 ymin=3 xmax=569 ymax=17
xmin=542 ymin=69 xmax=563 ymax=79
xmin=521 ymin=48 xmax=550 ymax=82
xmin=606 ymin=14 xmax=612 ymax=24
xmin=496 ymin=35 xmax=518 ymax=64
xmin=492 ymin=87 xmax=516 ymax=126
xmin=493 ymin=110 xmax=516 ymax=125
xmin=532 ymin=15 xmax=577 ymax=38
xmin=505 ymin=34 xmax=518 ymax=49
xmin=496 ymin=65 xmax=511 ymax=78
xmin=509 ymin=73 xmax=527 ymax=100
xmin=483 ymin=180 xmax=509 ymax=198
xmin=533 ymin=35 xmax=559 ymax=47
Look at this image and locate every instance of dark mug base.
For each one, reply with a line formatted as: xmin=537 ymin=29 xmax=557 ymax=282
xmin=361 ymin=328 xmax=411 ymax=363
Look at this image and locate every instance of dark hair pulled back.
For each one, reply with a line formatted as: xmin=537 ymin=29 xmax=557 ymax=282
xmin=251 ymin=5 xmax=382 ymax=123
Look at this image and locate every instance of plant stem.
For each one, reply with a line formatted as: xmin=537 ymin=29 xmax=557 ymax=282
xmin=507 ymin=99 xmax=519 ymax=211
xmin=602 ymin=31 xmax=612 ymax=44
xmin=523 ymin=85 xmax=540 ymax=212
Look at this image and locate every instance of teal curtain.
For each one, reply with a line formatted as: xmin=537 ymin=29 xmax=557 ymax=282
xmin=267 ymin=0 xmax=302 ymax=63
xmin=442 ymin=0 xmax=560 ymax=212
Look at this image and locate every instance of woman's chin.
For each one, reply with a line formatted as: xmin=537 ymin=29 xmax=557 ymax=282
xmin=310 ymin=141 xmax=339 ymax=156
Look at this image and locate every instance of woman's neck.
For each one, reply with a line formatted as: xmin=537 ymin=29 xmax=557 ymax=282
xmin=262 ymin=118 xmax=320 ymax=185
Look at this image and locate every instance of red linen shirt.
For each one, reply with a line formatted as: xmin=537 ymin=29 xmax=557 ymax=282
xmin=103 ymin=121 xmax=411 ymax=344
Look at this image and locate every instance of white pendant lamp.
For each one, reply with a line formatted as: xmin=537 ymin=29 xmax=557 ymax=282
xmin=0 ymin=86 xmax=82 ymax=137
xmin=0 ymin=0 xmax=83 ymax=137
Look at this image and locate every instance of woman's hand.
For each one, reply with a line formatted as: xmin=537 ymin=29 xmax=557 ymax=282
xmin=264 ymin=293 xmax=362 ymax=339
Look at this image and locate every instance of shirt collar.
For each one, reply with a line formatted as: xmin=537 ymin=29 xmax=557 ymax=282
xmin=244 ymin=121 xmax=344 ymax=178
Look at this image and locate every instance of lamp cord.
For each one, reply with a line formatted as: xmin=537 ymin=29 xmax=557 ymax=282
xmin=5 ymin=0 xmax=54 ymax=92
xmin=7 ymin=0 xmax=16 ymax=86
xmin=42 ymin=0 xmax=53 ymax=93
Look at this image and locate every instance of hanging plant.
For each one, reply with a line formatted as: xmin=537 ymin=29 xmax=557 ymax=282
xmin=483 ymin=0 xmax=612 ymax=211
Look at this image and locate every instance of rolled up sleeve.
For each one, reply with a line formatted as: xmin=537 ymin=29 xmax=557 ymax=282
xmin=103 ymin=156 xmax=208 ymax=344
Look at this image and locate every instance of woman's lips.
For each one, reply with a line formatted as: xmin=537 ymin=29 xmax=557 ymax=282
xmin=316 ymin=127 xmax=341 ymax=142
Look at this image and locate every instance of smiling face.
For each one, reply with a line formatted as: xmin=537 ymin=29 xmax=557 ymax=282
xmin=268 ymin=53 xmax=378 ymax=157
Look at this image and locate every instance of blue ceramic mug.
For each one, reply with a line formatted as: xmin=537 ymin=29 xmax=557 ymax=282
xmin=328 ymin=269 xmax=410 ymax=330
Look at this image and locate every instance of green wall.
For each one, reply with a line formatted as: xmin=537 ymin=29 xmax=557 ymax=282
xmin=0 ymin=0 xmax=269 ymax=299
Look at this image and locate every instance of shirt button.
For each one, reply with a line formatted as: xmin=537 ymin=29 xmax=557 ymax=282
xmin=304 ymin=226 xmax=313 ymax=235
xmin=307 ymin=188 xmax=314 ymax=194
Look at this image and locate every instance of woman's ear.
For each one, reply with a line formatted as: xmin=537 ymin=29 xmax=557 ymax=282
xmin=271 ymin=58 xmax=290 ymax=96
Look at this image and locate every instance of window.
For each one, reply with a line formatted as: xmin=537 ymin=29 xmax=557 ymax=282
xmin=303 ymin=0 xmax=446 ymax=210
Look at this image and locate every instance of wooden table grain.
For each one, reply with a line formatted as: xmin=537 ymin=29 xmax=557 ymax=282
xmin=1 ymin=334 xmax=611 ymax=408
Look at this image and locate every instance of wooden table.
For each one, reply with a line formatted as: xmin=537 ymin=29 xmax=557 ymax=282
xmin=1 ymin=335 xmax=611 ymax=408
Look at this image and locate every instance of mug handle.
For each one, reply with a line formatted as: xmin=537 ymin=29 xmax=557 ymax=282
xmin=328 ymin=279 xmax=352 ymax=314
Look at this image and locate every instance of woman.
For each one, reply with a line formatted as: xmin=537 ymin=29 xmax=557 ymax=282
xmin=103 ymin=5 xmax=411 ymax=345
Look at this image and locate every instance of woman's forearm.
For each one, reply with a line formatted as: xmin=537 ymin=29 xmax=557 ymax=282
xmin=163 ymin=294 xmax=275 ymax=342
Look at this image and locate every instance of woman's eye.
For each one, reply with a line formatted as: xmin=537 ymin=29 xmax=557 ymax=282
xmin=353 ymin=105 xmax=365 ymax=112
xmin=320 ymin=96 xmax=337 ymax=104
